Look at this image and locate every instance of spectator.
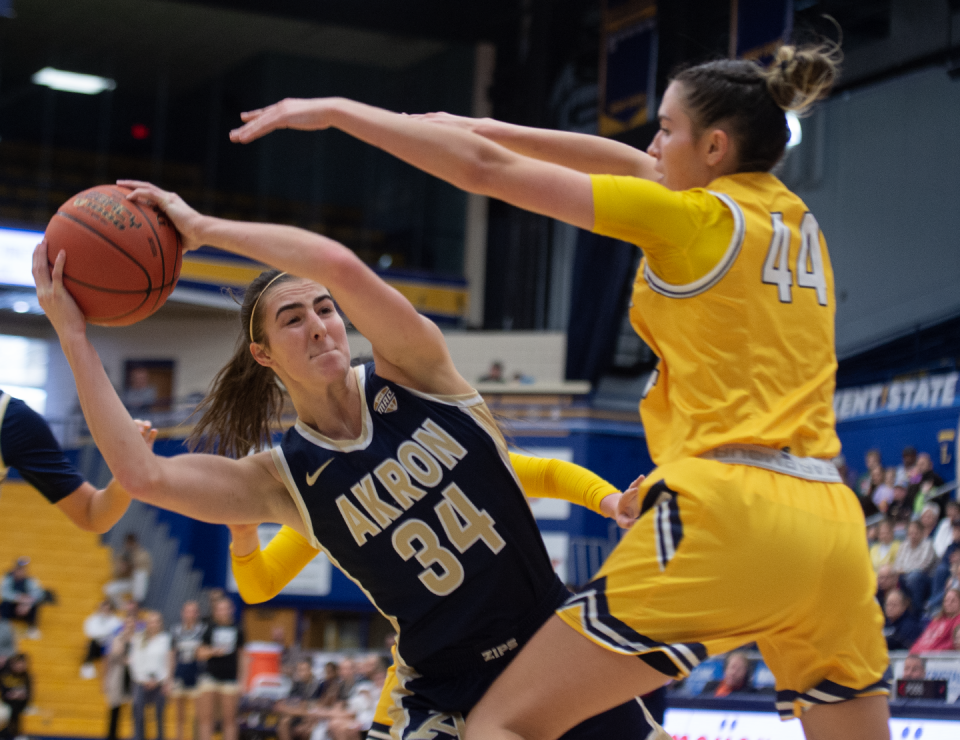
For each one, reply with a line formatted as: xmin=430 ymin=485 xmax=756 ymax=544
xmin=954 ymin=623 xmax=960 ymax=651
xmin=875 ymin=565 xmax=902 ymax=610
xmin=910 ymin=588 xmax=960 ymax=653
xmin=123 ymin=367 xmax=159 ymax=415
xmin=894 ymin=520 xmax=938 ymax=611
xmin=908 ymin=453 xmax=945 ymax=518
xmin=0 ymin=653 xmax=30 ymax=740
xmin=314 ymin=662 xmax=342 ymax=708
xmin=896 ymin=447 xmax=918 ymax=487
xmin=882 ymin=589 xmax=923 ymax=651
xmin=326 ymin=657 xmax=387 ymax=740
xmin=872 ymin=468 xmax=896 ymax=512
xmin=129 ymin=611 xmax=171 ymax=740
xmin=870 ymin=519 xmax=900 ymax=571
xmin=104 ymin=616 xmax=136 ymax=740
xmin=857 ymin=449 xmax=883 ymax=497
xmin=334 ymin=658 xmax=360 ymax=703
xmin=275 ymin=658 xmax=321 ymax=740
xmin=933 ymin=500 xmax=960 ymax=558
xmin=196 ymin=598 xmax=245 ymax=740
xmin=0 ymin=618 xmax=15 ymax=671
xmin=887 ymin=483 xmax=914 ymax=531
xmin=702 ymin=651 xmax=754 ymax=697
xmin=901 ymin=655 xmax=925 ymax=681
xmin=82 ymin=600 xmax=123 ymax=679
xmin=477 ymin=361 xmax=504 ymax=383
xmin=199 ymin=589 xmax=225 ymax=621
xmin=170 ymin=601 xmax=205 ymax=740
xmin=105 ymin=534 xmax=153 ymax=608
xmin=926 ymin=529 xmax=960 ymax=618
xmin=919 ymin=503 xmax=941 ymax=540
xmin=0 ymin=392 xmax=152 ymax=533
xmin=0 ymin=558 xmax=45 ymax=639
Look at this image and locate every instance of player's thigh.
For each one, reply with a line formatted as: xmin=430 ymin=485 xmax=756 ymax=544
xmin=799 ymin=695 xmax=890 ymax=740
xmin=465 ymin=616 xmax=669 ymax=740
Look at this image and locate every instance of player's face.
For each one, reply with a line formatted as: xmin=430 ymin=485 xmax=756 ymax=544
xmin=256 ymin=278 xmax=352 ymax=388
xmin=647 ymin=82 xmax=716 ymax=191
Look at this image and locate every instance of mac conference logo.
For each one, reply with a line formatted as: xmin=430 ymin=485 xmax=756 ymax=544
xmin=374 ymin=387 xmax=398 ymax=414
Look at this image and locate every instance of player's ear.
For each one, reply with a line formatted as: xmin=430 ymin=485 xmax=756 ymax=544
xmin=250 ymin=342 xmax=273 ymax=367
xmin=704 ymin=127 xmax=731 ymax=167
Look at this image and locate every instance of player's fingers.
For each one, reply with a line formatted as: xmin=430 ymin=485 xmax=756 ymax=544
xmin=116 ymin=179 xmax=157 ymax=191
xmin=32 ymin=242 xmax=51 ymax=288
xmin=51 ymin=249 xmax=67 ymax=284
xmin=239 ymin=108 xmax=266 ymax=121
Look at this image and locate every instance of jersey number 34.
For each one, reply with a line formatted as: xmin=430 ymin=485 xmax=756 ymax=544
xmin=761 ymin=212 xmax=828 ymax=306
xmin=392 ymin=483 xmax=506 ymax=596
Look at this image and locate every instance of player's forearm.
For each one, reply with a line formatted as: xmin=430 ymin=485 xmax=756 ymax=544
xmin=57 ymin=480 xmax=131 ymax=533
xmin=59 ymin=336 xmax=165 ymax=501
xmin=510 ymin=453 xmax=617 ymax=516
xmin=474 ymin=119 xmax=656 ymax=178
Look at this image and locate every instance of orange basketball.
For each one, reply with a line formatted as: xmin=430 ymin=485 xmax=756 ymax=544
xmin=44 ymin=185 xmax=183 ymax=326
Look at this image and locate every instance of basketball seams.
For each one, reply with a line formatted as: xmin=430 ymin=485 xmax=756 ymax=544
xmin=47 ymin=185 xmax=182 ymax=326
xmin=51 ymin=210 xmax=154 ymax=292
xmin=118 ymin=188 xmax=170 ymax=315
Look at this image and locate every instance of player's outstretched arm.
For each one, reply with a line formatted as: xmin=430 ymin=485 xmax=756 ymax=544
xmin=411 ymin=112 xmax=658 ymax=180
xmin=510 ymin=453 xmax=640 ymax=529
xmin=229 ymin=98 xmax=595 ymax=232
xmin=119 ymin=180 xmax=470 ymax=398
xmin=229 ymin=524 xmax=319 ymax=604
xmin=32 ymin=243 xmax=302 ymax=531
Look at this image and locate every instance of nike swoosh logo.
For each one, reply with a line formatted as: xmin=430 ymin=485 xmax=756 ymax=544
xmin=306 ymin=458 xmax=334 ymax=487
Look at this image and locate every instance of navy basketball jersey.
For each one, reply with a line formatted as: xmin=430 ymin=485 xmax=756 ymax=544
xmin=272 ymin=363 xmax=565 ymax=674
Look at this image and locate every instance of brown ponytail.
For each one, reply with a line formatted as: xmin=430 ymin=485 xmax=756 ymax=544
xmin=187 ymin=270 xmax=295 ymax=458
xmin=762 ymin=41 xmax=842 ymax=113
xmin=671 ymin=39 xmax=842 ymax=173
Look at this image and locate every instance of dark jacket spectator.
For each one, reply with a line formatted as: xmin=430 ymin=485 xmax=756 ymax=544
xmin=0 ymin=558 xmax=46 ymax=636
xmin=0 ymin=653 xmax=32 ymax=740
xmin=883 ymin=589 xmax=923 ymax=651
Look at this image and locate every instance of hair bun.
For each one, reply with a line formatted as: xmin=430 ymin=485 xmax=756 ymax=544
xmin=764 ymin=41 xmax=842 ymax=112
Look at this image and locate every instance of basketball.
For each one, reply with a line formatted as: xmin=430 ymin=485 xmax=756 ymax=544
xmin=43 ymin=185 xmax=183 ymax=326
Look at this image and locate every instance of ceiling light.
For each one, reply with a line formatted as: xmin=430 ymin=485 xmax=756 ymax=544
xmin=12 ymin=301 xmax=29 ymax=314
xmin=31 ymin=67 xmax=116 ymax=95
xmin=786 ymin=111 xmax=802 ymax=148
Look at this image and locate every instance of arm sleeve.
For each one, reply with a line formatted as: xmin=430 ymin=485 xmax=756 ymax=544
xmin=230 ymin=526 xmax=320 ymax=604
xmin=0 ymin=397 xmax=85 ymax=504
xmin=509 ymin=452 xmax=617 ymax=516
xmin=590 ymin=174 xmax=735 ymax=286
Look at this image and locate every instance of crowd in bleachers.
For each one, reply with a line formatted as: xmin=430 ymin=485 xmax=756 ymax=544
xmin=67 ymin=588 xmax=394 ymax=740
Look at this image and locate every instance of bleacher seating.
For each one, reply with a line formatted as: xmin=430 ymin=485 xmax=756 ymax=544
xmin=0 ymin=481 xmax=194 ymax=737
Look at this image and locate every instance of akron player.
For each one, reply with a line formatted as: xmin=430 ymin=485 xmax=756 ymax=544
xmin=0 ymin=391 xmax=154 ymax=533
xmin=226 ymin=452 xmax=648 ymax=740
xmin=229 ymin=39 xmax=890 ymax=740
xmin=33 ymin=184 xmax=657 ymax=739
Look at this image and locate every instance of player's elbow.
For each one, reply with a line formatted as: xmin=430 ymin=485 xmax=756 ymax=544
xmin=455 ymin=141 xmax=514 ymax=196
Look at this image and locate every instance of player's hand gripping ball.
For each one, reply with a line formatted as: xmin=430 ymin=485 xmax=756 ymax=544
xmin=43 ymin=185 xmax=183 ymax=326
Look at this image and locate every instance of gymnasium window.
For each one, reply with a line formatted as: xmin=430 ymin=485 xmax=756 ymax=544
xmin=0 ymin=334 xmax=49 ymax=414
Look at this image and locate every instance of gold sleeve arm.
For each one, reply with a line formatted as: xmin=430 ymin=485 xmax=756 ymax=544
xmin=509 ymin=452 xmax=617 ymax=516
xmin=590 ymin=174 xmax=734 ymax=285
xmin=230 ymin=526 xmax=320 ymax=604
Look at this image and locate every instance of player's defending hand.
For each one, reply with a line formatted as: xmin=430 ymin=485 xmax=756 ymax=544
xmin=230 ymin=98 xmax=337 ymax=144
xmin=616 ymin=474 xmax=646 ymax=529
xmin=33 ymin=240 xmax=86 ymax=339
xmin=117 ymin=181 xmax=207 ymax=253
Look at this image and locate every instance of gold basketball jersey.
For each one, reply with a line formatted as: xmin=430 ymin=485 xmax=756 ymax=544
xmin=592 ymin=172 xmax=841 ymax=465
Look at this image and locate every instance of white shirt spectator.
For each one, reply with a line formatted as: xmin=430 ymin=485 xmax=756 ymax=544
xmin=84 ymin=611 xmax=123 ymax=647
xmin=128 ymin=630 xmax=172 ymax=684
xmin=894 ymin=537 xmax=938 ymax=575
